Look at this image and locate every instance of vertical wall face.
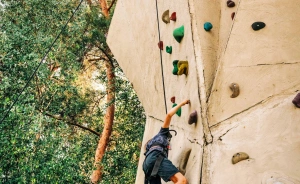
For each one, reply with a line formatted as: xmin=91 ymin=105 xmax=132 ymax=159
xmin=107 ymin=0 xmax=300 ymax=183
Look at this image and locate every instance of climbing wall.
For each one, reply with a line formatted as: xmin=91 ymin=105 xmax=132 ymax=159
xmin=107 ymin=0 xmax=300 ymax=183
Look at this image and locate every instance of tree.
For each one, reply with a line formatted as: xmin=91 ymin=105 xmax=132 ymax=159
xmin=0 ymin=0 xmax=144 ymax=183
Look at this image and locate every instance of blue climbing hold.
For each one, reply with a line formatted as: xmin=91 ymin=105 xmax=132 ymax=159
xmin=204 ymin=22 xmax=213 ymax=31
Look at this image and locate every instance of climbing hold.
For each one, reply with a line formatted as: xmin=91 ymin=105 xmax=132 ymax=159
xmin=229 ymin=83 xmax=240 ymax=98
xmin=177 ymin=61 xmax=188 ymax=75
xmin=170 ymin=96 xmax=175 ymax=103
xmin=232 ymin=152 xmax=249 ymax=164
xmin=204 ymin=22 xmax=213 ymax=31
xmin=188 ymin=111 xmax=197 ymax=124
xmin=231 ymin=12 xmax=235 ymax=20
xmin=158 ymin=41 xmax=163 ymax=50
xmin=252 ymin=22 xmax=266 ymax=31
xmin=292 ymin=93 xmax=300 ymax=108
xmin=227 ymin=0 xmax=235 ymax=7
xmin=166 ymin=46 xmax=172 ymax=54
xmin=172 ymin=60 xmax=179 ymax=75
xmin=162 ymin=10 xmax=170 ymax=24
xmin=173 ymin=25 xmax=184 ymax=43
xmin=172 ymin=103 xmax=181 ymax=117
xmin=170 ymin=12 xmax=176 ymax=21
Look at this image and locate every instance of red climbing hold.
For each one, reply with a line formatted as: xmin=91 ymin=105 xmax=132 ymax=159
xmin=158 ymin=41 xmax=163 ymax=50
xmin=170 ymin=12 xmax=176 ymax=21
xmin=227 ymin=0 xmax=235 ymax=8
xmin=231 ymin=12 xmax=235 ymax=20
xmin=171 ymin=96 xmax=175 ymax=103
xmin=292 ymin=93 xmax=300 ymax=108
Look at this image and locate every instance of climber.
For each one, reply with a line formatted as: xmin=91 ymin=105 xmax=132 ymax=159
xmin=143 ymin=99 xmax=190 ymax=184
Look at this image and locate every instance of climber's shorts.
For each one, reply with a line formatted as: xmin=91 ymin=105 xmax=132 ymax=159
xmin=143 ymin=150 xmax=179 ymax=182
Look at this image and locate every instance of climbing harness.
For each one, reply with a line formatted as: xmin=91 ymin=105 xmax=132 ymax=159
xmin=144 ymin=129 xmax=177 ymax=183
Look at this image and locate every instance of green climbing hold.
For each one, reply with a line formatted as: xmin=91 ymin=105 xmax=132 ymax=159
xmin=166 ymin=46 xmax=172 ymax=54
xmin=204 ymin=22 xmax=213 ymax=31
xmin=162 ymin=10 xmax=170 ymax=24
xmin=178 ymin=61 xmax=188 ymax=75
xmin=173 ymin=25 xmax=184 ymax=43
xmin=172 ymin=60 xmax=179 ymax=75
xmin=172 ymin=103 xmax=181 ymax=117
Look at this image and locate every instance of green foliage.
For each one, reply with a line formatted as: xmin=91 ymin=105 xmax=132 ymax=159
xmin=100 ymin=69 xmax=146 ymax=184
xmin=0 ymin=0 xmax=145 ymax=183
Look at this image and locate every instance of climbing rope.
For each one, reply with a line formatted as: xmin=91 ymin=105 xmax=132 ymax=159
xmin=0 ymin=0 xmax=85 ymax=124
xmin=155 ymin=0 xmax=168 ymax=114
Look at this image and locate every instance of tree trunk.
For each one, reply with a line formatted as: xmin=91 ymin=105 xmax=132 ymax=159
xmin=99 ymin=0 xmax=109 ymax=18
xmin=91 ymin=59 xmax=115 ymax=183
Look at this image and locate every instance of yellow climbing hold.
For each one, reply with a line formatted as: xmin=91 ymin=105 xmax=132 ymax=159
xmin=177 ymin=61 xmax=188 ymax=75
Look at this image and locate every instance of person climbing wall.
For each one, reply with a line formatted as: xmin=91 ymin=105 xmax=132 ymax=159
xmin=143 ymin=99 xmax=190 ymax=184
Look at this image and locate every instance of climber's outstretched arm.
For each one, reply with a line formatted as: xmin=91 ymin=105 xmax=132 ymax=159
xmin=162 ymin=99 xmax=190 ymax=128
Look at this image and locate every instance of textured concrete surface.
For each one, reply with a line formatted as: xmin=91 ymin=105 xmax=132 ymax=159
xmin=107 ymin=0 xmax=300 ymax=183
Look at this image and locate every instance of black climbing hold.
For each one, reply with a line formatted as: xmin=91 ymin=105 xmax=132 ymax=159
xmin=170 ymin=12 xmax=176 ymax=21
xmin=177 ymin=61 xmax=188 ymax=75
xmin=166 ymin=46 xmax=172 ymax=54
xmin=227 ymin=0 xmax=235 ymax=8
xmin=232 ymin=152 xmax=249 ymax=164
xmin=172 ymin=103 xmax=181 ymax=117
xmin=231 ymin=12 xmax=235 ymax=20
xmin=252 ymin=22 xmax=266 ymax=31
xmin=188 ymin=111 xmax=197 ymax=125
xmin=292 ymin=93 xmax=300 ymax=108
xmin=158 ymin=41 xmax=163 ymax=50
xmin=171 ymin=96 xmax=175 ymax=103
xmin=204 ymin=22 xmax=213 ymax=31
xmin=162 ymin=10 xmax=170 ymax=24
xmin=172 ymin=60 xmax=179 ymax=75
xmin=229 ymin=83 xmax=240 ymax=98
xmin=173 ymin=26 xmax=184 ymax=43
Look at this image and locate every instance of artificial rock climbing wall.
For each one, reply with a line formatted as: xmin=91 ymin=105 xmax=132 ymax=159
xmin=107 ymin=0 xmax=300 ymax=183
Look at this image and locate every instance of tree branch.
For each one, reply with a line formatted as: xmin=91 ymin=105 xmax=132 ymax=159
xmin=107 ymin=0 xmax=116 ymax=12
xmin=44 ymin=112 xmax=101 ymax=136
